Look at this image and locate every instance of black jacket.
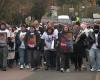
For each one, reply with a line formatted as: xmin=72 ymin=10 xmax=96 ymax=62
xmin=88 ymin=32 xmax=100 ymax=49
xmin=15 ymin=30 xmax=29 ymax=49
xmin=27 ymin=29 xmax=41 ymax=50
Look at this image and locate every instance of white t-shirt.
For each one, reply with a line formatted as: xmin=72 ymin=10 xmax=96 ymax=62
xmin=19 ymin=32 xmax=26 ymax=49
xmin=0 ymin=29 xmax=10 ymax=37
xmin=41 ymin=29 xmax=58 ymax=50
xmin=92 ymin=34 xmax=98 ymax=49
xmin=81 ymin=28 xmax=93 ymax=37
xmin=53 ymin=29 xmax=58 ymax=39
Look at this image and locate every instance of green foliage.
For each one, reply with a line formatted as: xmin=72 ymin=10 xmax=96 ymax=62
xmin=30 ymin=0 xmax=48 ymax=21
xmin=47 ymin=11 xmax=52 ymax=17
xmin=56 ymin=0 xmax=66 ymax=6
xmin=0 ymin=0 xmax=24 ymax=24
xmin=0 ymin=0 xmax=48 ymax=24
xmin=56 ymin=0 xmax=81 ymax=6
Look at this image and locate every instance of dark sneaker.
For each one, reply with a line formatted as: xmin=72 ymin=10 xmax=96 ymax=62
xmin=2 ymin=67 xmax=6 ymax=71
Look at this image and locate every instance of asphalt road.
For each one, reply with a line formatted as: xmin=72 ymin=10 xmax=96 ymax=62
xmin=24 ymin=70 xmax=97 ymax=80
xmin=0 ymin=67 xmax=98 ymax=80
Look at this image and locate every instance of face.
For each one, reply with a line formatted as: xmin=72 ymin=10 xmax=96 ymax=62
xmin=9 ymin=28 xmax=12 ymax=31
xmin=48 ymin=29 xmax=52 ymax=33
xmin=1 ymin=24 xmax=6 ymax=30
xmin=33 ymin=20 xmax=39 ymax=28
xmin=30 ymin=27 xmax=35 ymax=32
xmin=21 ymin=27 xmax=26 ymax=32
xmin=47 ymin=22 xmax=53 ymax=28
xmin=94 ymin=29 xmax=99 ymax=34
xmin=74 ymin=25 xmax=79 ymax=29
xmin=34 ymin=23 xmax=39 ymax=28
xmin=63 ymin=26 xmax=69 ymax=32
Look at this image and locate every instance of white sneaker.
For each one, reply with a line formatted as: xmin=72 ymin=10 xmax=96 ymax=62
xmin=90 ymin=68 xmax=95 ymax=72
xmin=32 ymin=68 xmax=36 ymax=71
xmin=66 ymin=69 xmax=70 ymax=72
xmin=97 ymin=69 xmax=100 ymax=72
xmin=60 ymin=68 xmax=64 ymax=72
xmin=25 ymin=65 xmax=30 ymax=69
xmin=20 ymin=65 xmax=24 ymax=69
xmin=43 ymin=62 xmax=46 ymax=65
xmin=82 ymin=65 xmax=86 ymax=69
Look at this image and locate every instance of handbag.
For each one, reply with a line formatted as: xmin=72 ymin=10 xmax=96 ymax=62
xmin=8 ymin=51 xmax=15 ymax=59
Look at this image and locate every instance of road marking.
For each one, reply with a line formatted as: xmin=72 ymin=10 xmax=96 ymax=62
xmin=96 ymin=72 xmax=100 ymax=80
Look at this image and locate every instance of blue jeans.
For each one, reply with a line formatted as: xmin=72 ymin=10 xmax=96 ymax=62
xmin=19 ymin=48 xmax=25 ymax=65
xmin=89 ymin=48 xmax=100 ymax=70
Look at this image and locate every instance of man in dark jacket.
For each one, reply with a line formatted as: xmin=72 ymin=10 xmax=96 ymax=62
xmin=88 ymin=24 xmax=100 ymax=72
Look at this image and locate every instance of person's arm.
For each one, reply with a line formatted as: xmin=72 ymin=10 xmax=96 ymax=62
xmin=54 ymin=29 xmax=58 ymax=39
xmin=97 ymin=32 xmax=100 ymax=48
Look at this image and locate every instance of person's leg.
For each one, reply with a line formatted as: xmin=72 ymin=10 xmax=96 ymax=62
xmin=89 ymin=48 xmax=96 ymax=70
xmin=56 ymin=53 xmax=60 ymax=71
xmin=96 ymin=49 xmax=100 ymax=71
xmin=8 ymin=59 xmax=14 ymax=68
xmin=65 ymin=53 xmax=70 ymax=70
xmin=70 ymin=52 xmax=74 ymax=65
xmin=77 ymin=54 xmax=83 ymax=71
xmin=24 ymin=49 xmax=30 ymax=68
xmin=73 ymin=45 xmax=78 ymax=71
xmin=19 ymin=48 xmax=25 ymax=69
xmin=2 ymin=47 xmax=8 ymax=71
xmin=44 ymin=50 xmax=50 ymax=70
xmin=39 ymin=50 xmax=42 ymax=67
xmin=24 ymin=50 xmax=27 ymax=65
xmin=15 ymin=50 xmax=19 ymax=65
xmin=0 ymin=48 xmax=3 ymax=68
xmin=73 ymin=53 xmax=78 ymax=71
xmin=60 ymin=54 xmax=65 ymax=72
xmin=8 ymin=49 xmax=15 ymax=68
xmin=50 ymin=51 xmax=56 ymax=68
xmin=27 ymin=49 xmax=31 ymax=65
xmin=53 ymin=51 xmax=56 ymax=68
xmin=30 ymin=50 xmax=36 ymax=70
xmin=34 ymin=50 xmax=40 ymax=68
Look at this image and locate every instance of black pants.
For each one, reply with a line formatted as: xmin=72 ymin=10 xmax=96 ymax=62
xmin=44 ymin=50 xmax=56 ymax=68
xmin=56 ymin=53 xmax=60 ymax=70
xmin=60 ymin=53 xmax=70 ymax=70
xmin=15 ymin=49 xmax=19 ymax=64
xmin=73 ymin=53 xmax=83 ymax=70
xmin=27 ymin=49 xmax=40 ymax=68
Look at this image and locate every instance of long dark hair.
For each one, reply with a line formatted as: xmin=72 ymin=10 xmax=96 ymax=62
xmin=46 ymin=28 xmax=54 ymax=35
xmin=62 ymin=25 xmax=69 ymax=34
xmin=0 ymin=22 xmax=7 ymax=30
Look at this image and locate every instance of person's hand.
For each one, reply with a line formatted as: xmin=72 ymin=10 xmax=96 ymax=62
xmin=20 ymin=35 xmax=25 ymax=40
xmin=45 ymin=45 xmax=48 ymax=48
xmin=61 ymin=43 xmax=66 ymax=46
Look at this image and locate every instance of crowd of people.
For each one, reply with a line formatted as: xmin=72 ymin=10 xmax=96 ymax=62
xmin=0 ymin=20 xmax=100 ymax=73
